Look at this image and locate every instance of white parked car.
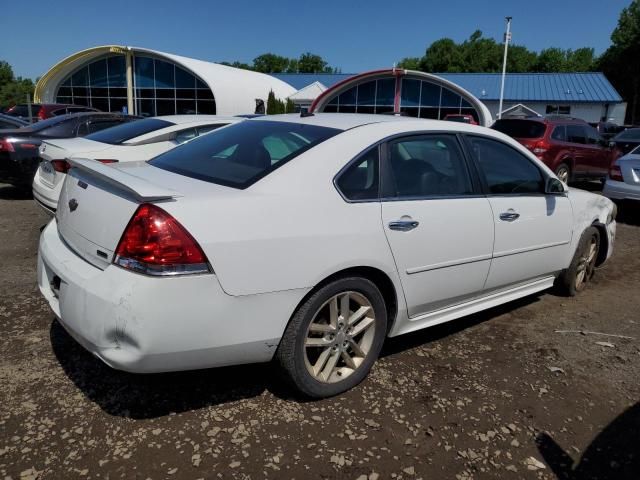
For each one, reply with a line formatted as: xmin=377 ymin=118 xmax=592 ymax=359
xmin=603 ymin=146 xmax=640 ymax=202
xmin=32 ymin=115 xmax=241 ymax=213
xmin=37 ymin=114 xmax=616 ymax=398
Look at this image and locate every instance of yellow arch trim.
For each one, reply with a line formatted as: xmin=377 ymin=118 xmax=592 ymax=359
xmin=33 ymin=45 xmax=127 ymax=102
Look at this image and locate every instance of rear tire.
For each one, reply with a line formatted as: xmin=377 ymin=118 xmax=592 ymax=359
xmin=555 ymin=163 xmax=571 ymax=184
xmin=276 ymin=277 xmax=387 ymax=398
xmin=556 ymin=227 xmax=600 ymax=296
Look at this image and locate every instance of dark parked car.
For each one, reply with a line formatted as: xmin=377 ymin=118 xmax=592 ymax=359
xmin=610 ymin=128 xmax=640 ymax=155
xmin=5 ymin=103 xmax=99 ymax=123
xmin=589 ymin=121 xmax=625 ymax=140
xmin=0 ymin=113 xmax=29 ymax=129
xmin=0 ymin=112 xmax=139 ymax=187
xmin=492 ymin=117 xmax=620 ymax=184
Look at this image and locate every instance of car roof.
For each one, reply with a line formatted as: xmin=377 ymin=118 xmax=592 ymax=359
xmin=247 ymin=113 xmax=420 ymax=131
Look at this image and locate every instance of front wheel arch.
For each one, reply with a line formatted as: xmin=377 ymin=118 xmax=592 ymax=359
xmin=591 ymin=221 xmax=609 ymax=267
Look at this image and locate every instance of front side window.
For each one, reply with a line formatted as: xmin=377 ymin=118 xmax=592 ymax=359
xmin=566 ymin=125 xmax=586 ymax=144
xmin=335 ymin=147 xmax=379 ymax=201
xmin=467 ymin=136 xmax=544 ymax=195
xmin=150 ymin=121 xmax=341 ymax=189
xmin=387 ymin=135 xmax=472 ymax=198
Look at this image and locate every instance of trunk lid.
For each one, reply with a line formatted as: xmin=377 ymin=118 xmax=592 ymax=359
xmin=618 ymin=154 xmax=640 ymax=185
xmin=41 ymin=138 xmax=112 ymax=161
xmin=57 ymin=159 xmax=182 ymax=269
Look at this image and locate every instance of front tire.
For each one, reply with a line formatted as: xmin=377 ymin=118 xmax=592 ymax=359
xmin=276 ymin=277 xmax=387 ymax=398
xmin=557 ymin=227 xmax=600 ymax=296
xmin=555 ymin=163 xmax=571 ymax=184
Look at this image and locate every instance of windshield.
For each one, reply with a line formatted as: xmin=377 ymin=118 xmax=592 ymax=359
xmin=150 ymin=120 xmax=341 ymax=189
xmin=614 ymin=128 xmax=640 ymax=141
xmin=85 ymin=118 xmax=171 ymax=144
xmin=492 ymin=119 xmax=546 ymax=138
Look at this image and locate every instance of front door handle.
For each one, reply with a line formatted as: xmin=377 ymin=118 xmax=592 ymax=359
xmin=389 ymin=220 xmax=419 ymax=231
xmin=499 ymin=211 xmax=520 ymax=222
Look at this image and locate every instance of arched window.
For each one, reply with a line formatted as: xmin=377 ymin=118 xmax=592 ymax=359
xmin=56 ymin=54 xmax=216 ymax=117
xmin=133 ymin=56 xmax=215 ymax=117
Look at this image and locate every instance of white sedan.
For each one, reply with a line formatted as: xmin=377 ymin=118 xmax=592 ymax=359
xmin=32 ymin=115 xmax=241 ymax=213
xmin=37 ymin=114 xmax=616 ymax=398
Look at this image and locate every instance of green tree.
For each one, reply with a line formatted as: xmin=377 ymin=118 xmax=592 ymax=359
xmin=253 ymin=53 xmax=291 ymax=73
xmin=460 ymin=30 xmax=502 ymax=72
xmin=0 ymin=60 xmax=35 ymax=110
xmin=507 ymin=45 xmax=538 ymax=72
xmin=420 ymin=38 xmax=464 ymax=72
xmin=297 ymin=53 xmax=329 ymax=73
xmin=534 ymin=48 xmax=568 ymax=72
xmin=397 ymin=57 xmax=421 ymax=70
xmin=266 ymin=89 xmax=288 ymax=114
xmin=599 ymin=0 xmax=640 ymax=123
xmin=566 ymin=47 xmax=596 ymax=71
xmin=220 ymin=61 xmax=253 ymax=71
xmin=0 ymin=61 xmax=14 ymax=87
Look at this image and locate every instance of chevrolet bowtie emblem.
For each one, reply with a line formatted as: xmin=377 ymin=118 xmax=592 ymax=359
xmin=68 ymin=198 xmax=79 ymax=212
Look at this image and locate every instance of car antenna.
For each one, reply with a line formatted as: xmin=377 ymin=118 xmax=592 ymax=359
xmin=300 ymin=110 xmax=315 ymax=117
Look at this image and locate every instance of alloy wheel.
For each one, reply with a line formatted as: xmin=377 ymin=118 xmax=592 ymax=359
xmin=303 ymin=291 xmax=376 ymax=383
xmin=556 ymin=166 xmax=569 ymax=184
xmin=575 ymin=235 xmax=598 ymax=290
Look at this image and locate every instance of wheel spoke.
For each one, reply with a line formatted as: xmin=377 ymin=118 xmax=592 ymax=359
xmin=309 ymin=322 xmax=335 ymax=333
xmin=305 ymin=337 xmax=331 ymax=348
xmin=348 ymin=338 xmax=366 ymax=357
xmin=320 ymin=349 xmax=340 ymax=381
xmin=329 ymin=297 xmax=339 ymax=329
xmin=347 ymin=305 xmax=371 ymax=326
xmin=339 ymin=293 xmax=350 ymax=322
xmin=341 ymin=350 xmax=357 ymax=369
xmin=349 ymin=316 xmax=375 ymax=338
xmin=587 ymin=242 xmax=597 ymax=263
xmin=312 ymin=347 xmax=332 ymax=376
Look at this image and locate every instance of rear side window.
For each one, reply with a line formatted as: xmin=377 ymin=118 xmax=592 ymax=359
xmin=336 ymin=147 xmax=379 ymax=201
xmin=566 ymin=125 xmax=586 ymax=144
xmin=38 ymin=119 xmax=78 ymax=137
xmin=387 ymin=135 xmax=472 ymax=197
xmin=86 ymin=118 xmax=170 ymax=144
xmin=87 ymin=120 xmax=123 ymax=134
xmin=492 ymin=120 xmax=546 ymax=139
xmin=150 ymin=121 xmax=340 ymax=189
xmin=467 ymin=136 xmax=544 ymax=194
xmin=551 ymin=126 xmax=566 ymax=141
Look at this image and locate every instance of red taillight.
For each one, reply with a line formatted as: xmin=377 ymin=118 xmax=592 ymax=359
xmin=37 ymin=108 xmax=46 ymax=121
xmin=532 ymin=140 xmax=549 ymax=156
xmin=0 ymin=138 xmax=15 ymax=152
xmin=96 ymin=159 xmax=118 ymax=164
xmin=51 ymin=160 xmax=71 ymax=174
xmin=609 ymin=164 xmax=623 ymax=182
xmin=114 ymin=203 xmax=210 ymax=276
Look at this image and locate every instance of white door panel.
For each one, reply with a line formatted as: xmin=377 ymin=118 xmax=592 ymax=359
xmin=484 ymin=195 xmax=572 ymax=290
xmin=382 ymin=198 xmax=494 ymax=317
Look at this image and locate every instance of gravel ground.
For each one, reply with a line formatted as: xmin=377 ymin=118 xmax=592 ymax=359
xmin=1 ymin=183 xmax=639 ymax=480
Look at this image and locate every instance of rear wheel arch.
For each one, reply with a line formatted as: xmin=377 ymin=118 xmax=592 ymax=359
xmin=284 ymin=266 xmax=399 ymax=340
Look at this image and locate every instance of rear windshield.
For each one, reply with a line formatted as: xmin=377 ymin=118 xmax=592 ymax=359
xmin=85 ymin=118 xmax=171 ymax=144
xmin=492 ymin=120 xmax=546 ymax=138
xmin=150 ymin=120 xmax=341 ymax=189
xmin=614 ymin=128 xmax=640 ymax=141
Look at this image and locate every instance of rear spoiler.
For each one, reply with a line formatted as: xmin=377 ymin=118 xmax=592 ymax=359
xmin=68 ymin=158 xmax=183 ymax=201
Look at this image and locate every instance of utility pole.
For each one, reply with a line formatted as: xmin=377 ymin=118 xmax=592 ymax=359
xmin=498 ymin=16 xmax=512 ymax=120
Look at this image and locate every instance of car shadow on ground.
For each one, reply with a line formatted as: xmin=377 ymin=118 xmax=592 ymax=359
xmin=615 ymin=201 xmax=640 ymax=226
xmin=0 ymin=184 xmax=31 ymax=200
xmin=50 ymin=294 xmax=544 ymax=418
xmin=536 ymin=401 xmax=640 ymax=479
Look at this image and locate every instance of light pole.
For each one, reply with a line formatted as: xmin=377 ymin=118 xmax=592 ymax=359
xmin=497 ymin=16 xmax=512 ymax=120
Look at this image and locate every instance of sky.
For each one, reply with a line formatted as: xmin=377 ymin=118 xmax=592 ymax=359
xmin=0 ymin=0 xmax=631 ymax=80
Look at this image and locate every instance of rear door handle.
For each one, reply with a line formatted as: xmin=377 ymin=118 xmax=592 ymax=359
xmin=389 ymin=220 xmax=419 ymax=231
xmin=499 ymin=211 xmax=520 ymax=222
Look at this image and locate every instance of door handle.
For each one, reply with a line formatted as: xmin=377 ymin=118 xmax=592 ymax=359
xmin=499 ymin=211 xmax=520 ymax=222
xmin=389 ymin=220 xmax=419 ymax=231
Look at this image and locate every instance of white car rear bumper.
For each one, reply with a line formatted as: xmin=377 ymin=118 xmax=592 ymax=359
xmin=32 ymin=167 xmax=62 ymax=214
xmin=38 ymin=220 xmax=307 ymax=373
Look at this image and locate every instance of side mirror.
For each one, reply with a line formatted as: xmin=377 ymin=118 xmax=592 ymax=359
xmin=546 ymin=177 xmax=566 ymax=194
xmin=608 ymin=141 xmax=616 ymax=150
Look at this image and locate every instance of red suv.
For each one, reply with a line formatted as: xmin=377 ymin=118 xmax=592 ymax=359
xmin=5 ymin=103 xmax=99 ymax=123
xmin=492 ymin=117 xmax=620 ymax=183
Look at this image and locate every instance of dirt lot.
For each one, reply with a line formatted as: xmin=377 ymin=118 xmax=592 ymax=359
xmin=1 ymin=183 xmax=639 ymax=480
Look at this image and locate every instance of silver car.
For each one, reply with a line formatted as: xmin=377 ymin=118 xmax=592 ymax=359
xmin=603 ymin=146 xmax=640 ymax=201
